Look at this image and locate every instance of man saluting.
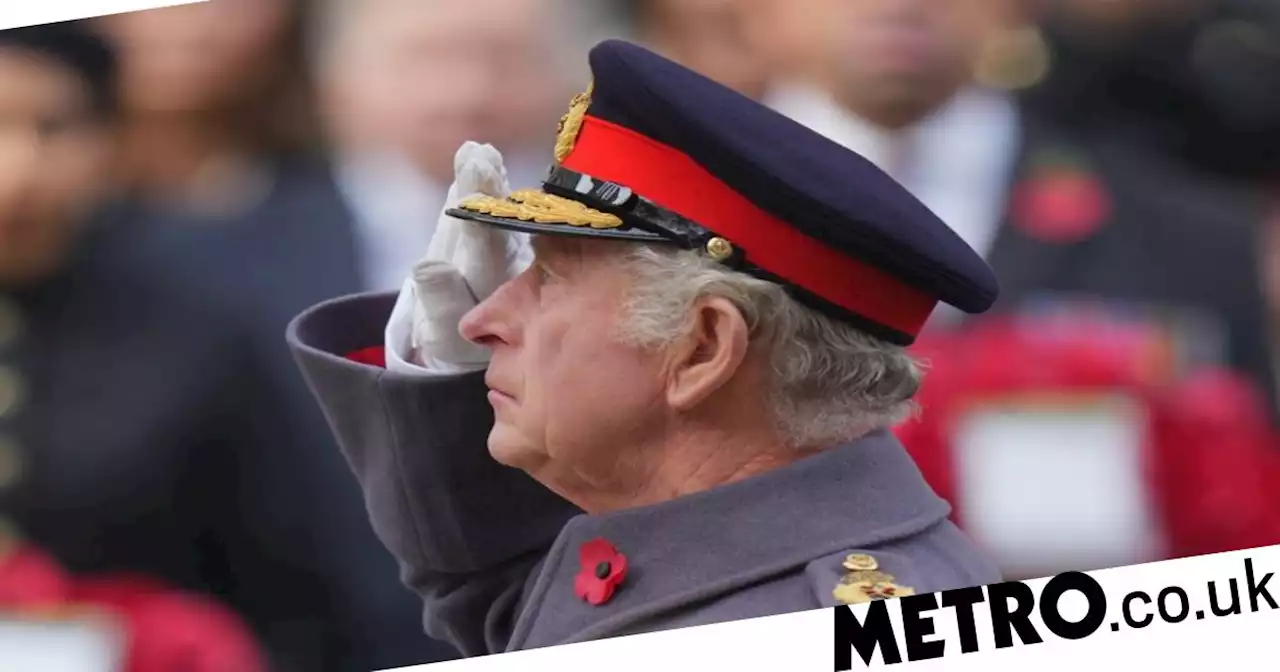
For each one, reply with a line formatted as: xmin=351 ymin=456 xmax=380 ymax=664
xmin=288 ymin=40 xmax=1001 ymax=656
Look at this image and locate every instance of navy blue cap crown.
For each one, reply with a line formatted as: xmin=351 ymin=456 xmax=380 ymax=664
xmin=451 ymin=39 xmax=999 ymax=345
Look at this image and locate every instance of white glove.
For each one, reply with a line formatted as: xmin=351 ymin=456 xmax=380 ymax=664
xmin=384 ymin=142 xmax=534 ymax=376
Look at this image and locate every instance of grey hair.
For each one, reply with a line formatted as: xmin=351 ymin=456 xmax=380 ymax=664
xmin=615 ymin=245 xmax=924 ymax=450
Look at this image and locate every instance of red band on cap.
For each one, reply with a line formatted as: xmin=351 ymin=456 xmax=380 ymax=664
xmin=561 ymin=115 xmax=937 ymax=338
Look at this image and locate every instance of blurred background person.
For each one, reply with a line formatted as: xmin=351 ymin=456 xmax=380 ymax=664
xmin=311 ymin=0 xmax=609 ymax=292
xmin=1025 ymin=0 xmax=1280 ymax=184
xmin=1025 ymin=0 xmax=1280 ymax=401
xmin=80 ymin=1 xmax=510 ymax=667
xmin=0 ymin=20 xmax=422 ymax=672
xmin=0 ymin=25 xmax=119 ymax=287
xmin=733 ymin=0 xmax=835 ymax=88
xmin=740 ymin=0 xmax=1278 ymax=418
xmin=619 ymin=0 xmax=772 ymax=100
xmin=727 ymin=0 xmax=1280 ymax=582
xmin=79 ymin=0 xmax=623 ymax=666
xmin=94 ymin=0 xmax=314 ymax=218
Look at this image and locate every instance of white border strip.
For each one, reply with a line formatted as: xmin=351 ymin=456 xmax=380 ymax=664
xmin=380 ymin=545 xmax=1280 ymax=670
xmin=0 ymin=0 xmax=206 ymax=31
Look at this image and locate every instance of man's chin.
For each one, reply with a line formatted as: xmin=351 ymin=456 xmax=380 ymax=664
xmin=486 ymin=427 xmax=542 ymax=471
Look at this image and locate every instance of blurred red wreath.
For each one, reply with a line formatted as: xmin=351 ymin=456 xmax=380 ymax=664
xmin=897 ymin=317 xmax=1280 ymax=562
xmin=0 ymin=541 xmax=266 ymax=672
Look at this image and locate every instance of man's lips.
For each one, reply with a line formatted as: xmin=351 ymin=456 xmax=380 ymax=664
xmin=859 ymin=22 xmax=940 ymax=69
xmin=487 ymin=389 xmax=516 ymax=406
xmin=485 ymin=375 xmax=516 ymax=403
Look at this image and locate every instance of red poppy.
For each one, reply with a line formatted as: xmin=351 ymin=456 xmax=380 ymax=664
xmin=1010 ymin=167 xmax=1111 ymax=244
xmin=573 ymin=538 xmax=627 ymax=605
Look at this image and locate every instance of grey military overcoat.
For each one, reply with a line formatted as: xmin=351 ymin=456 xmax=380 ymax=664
xmin=287 ymin=291 xmax=1002 ymax=656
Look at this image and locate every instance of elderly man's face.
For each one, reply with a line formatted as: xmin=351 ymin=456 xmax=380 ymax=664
xmin=0 ymin=50 xmax=114 ymax=285
xmin=459 ymin=237 xmax=670 ymax=494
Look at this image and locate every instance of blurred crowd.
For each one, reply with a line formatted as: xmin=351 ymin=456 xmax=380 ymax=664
xmin=0 ymin=0 xmax=1278 ymax=669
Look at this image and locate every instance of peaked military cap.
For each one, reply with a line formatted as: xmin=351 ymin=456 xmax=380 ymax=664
xmin=450 ymin=39 xmax=999 ymax=345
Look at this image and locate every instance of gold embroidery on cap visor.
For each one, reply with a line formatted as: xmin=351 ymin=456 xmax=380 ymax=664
xmin=555 ymin=81 xmax=594 ymax=163
xmin=458 ymin=190 xmax=624 ymax=229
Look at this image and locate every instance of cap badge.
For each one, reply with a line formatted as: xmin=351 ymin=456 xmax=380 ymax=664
xmin=458 ymin=189 xmax=623 ymax=229
xmin=705 ymin=237 xmax=734 ymax=262
xmin=832 ymin=554 xmax=915 ymax=605
xmin=555 ymin=81 xmax=594 ymax=163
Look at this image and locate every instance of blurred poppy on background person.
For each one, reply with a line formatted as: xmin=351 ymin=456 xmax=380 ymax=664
xmin=1009 ymin=150 xmax=1112 ymax=244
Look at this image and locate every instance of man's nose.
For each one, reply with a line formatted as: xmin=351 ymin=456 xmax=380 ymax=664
xmin=458 ymin=278 xmax=522 ymax=349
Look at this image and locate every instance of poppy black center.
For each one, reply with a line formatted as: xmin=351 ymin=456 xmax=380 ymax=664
xmin=594 ymin=561 xmax=611 ymax=579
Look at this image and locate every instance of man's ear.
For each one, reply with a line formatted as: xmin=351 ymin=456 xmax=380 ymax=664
xmin=665 ymin=296 xmax=752 ymax=411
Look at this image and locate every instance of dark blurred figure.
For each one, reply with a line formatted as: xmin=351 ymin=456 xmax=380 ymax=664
xmin=95 ymin=0 xmax=314 ymax=216
xmin=86 ymin=0 xmax=613 ymax=667
xmin=1027 ymin=1 xmax=1280 ymax=401
xmin=746 ymin=0 xmax=1277 ymax=415
xmin=82 ymin=3 xmax=464 ymax=668
xmin=0 ymin=28 xmax=117 ymax=285
xmin=1026 ymin=0 xmax=1280 ymax=183
xmin=0 ymin=20 xmax=389 ymax=671
xmin=621 ymin=0 xmax=771 ymax=99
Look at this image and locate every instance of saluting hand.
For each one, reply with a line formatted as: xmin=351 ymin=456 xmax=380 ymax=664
xmin=384 ymin=142 xmax=533 ymax=375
